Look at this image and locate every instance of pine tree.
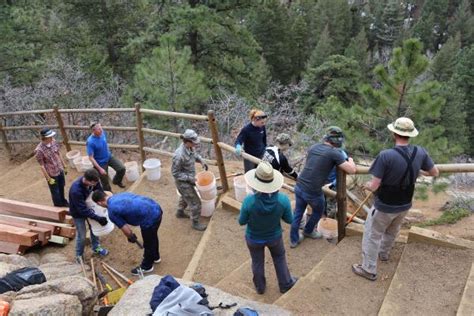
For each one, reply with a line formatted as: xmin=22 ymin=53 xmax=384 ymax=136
xmin=306 ymin=25 xmax=334 ymax=70
xmin=289 ymin=11 xmax=311 ymax=82
xmin=344 ymin=29 xmax=369 ymax=75
xmin=376 ymin=0 xmax=404 ymax=47
xmin=448 ymin=0 xmax=474 ymax=47
xmin=123 ymin=35 xmax=210 ymax=127
xmin=413 ymin=0 xmax=449 ymax=51
xmin=430 ymin=33 xmax=461 ymax=81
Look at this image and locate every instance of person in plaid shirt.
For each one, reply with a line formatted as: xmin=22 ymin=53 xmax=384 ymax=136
xmin=35 ymin=128 xmax=69 ymax=207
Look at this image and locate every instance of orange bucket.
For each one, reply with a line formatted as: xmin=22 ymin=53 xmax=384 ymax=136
xmin=196 ymin=171 xmax=214 ymax=186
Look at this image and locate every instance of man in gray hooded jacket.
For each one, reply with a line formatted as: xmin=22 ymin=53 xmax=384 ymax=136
xmin=172 ymin=129 xmax=208 ymax=231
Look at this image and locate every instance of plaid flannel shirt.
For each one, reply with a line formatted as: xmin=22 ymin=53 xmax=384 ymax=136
xmin=35 ymin=141 xmax=63 ymax=177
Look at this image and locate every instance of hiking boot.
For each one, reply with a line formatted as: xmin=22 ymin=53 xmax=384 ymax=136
xmin=93 ymin=246 xmax=109 ymax=257
xmin=303 ymin=230 xmax=322 ymax=239
xmin=280 ymin=277 xmax=298 ymax=294
xmin=352 ymin=264 xmax=377 ymax=281
xmin=290 ymin=233 xmax=304 ymax=248
xmin=192 ymin=221 xmax=207 ymax=231
xmin=131 ymin=266 xmax=153 ymax=276
xmin=176 ymin=210 xmax=190 ymax=219
xmin=379 ymin=253 xmax=389 ymax=262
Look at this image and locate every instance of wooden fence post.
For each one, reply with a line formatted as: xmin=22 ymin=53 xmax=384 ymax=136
xmin=336 ymin=167 xmax=347 ymax=242
xmin=135 ymin=103 xmax=146 ymax=171
xmin=53 ymin=106 xmax=71 ymax=151
xmin=0 ymin=119 xmax=12 ymax=158
xmin=207 ymin=110 xmax=229 ymax=192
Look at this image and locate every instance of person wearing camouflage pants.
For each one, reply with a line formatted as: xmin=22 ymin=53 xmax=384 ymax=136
xmin=172 ymin=129 xmax=208 ymax=231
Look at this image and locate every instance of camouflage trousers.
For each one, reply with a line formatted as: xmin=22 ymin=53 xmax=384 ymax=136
xmin=175 ymin=181 xmax=202 ymax=221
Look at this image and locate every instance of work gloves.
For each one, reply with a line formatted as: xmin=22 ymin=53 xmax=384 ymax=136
xmin=96 ymin=216 xmax=108 ymax=226
xmin=235 ymin=144 xmax=242 ymax=156
xmin=47 ymin=178 xmax=56 ymax=185
xmin=202 ymin=163 xmax=209 ymax=171
xmin=127 ymin=233 xmax=138 ymax=243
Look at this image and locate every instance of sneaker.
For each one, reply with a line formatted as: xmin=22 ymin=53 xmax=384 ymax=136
xmin=154 ymin=258 xmax=162 ymax=263
xmin=290 ymin=234 xmax=304 ymax=248
xmin=280 ymin=277 xmax=298 ymax=294
xmin=176 ymin=211 xmax=190 ymax=219
xmin=303 ymin=230 xmax=322 ymax=239
xmin=131 ymin=266 xmax=153 ymax=275
xmin=94 ymin=246 xmax=109 ymax=257
xmin=352 ymin=264 xmax=377 ymax=281
xmin=379 ymin=253 xmax=389 ymax=262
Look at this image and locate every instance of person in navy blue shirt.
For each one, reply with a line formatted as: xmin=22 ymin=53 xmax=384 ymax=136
xmin=69 ymin=168 xmax=109 ymax=261
xmin=87 ymin=122 xmax=126 ymax=191
xmin=92 ymin=191 xmax=163 ymax=275
xmin=235 ymin=109 xmax=268 ymax=172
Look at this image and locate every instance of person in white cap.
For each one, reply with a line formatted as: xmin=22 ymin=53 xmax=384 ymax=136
xmin=352 ymin=117 xmax=439 ymax=281
xmin=238 ymin=161 xmax=297 ymax=295
xmin=172 ymin=129 xmax=208 ymax=231
xmin=35 ymin=128 xmax=69 ymax=207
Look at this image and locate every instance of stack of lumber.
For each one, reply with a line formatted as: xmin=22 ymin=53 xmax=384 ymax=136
xmin=0 ymin=198 xmax=76 ymax=255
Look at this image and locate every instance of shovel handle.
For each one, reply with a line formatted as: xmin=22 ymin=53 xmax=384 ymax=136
xmin=102 ymin=264 xmax=125 ymax=288
xmin=346 ymin=191 xmax=373 ymax=226
xmin=102 ymin=262 xmax=134 ymax=286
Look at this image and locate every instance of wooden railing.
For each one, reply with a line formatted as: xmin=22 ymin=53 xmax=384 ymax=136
xmin=1 ymin=106 xmax=474 ymax=242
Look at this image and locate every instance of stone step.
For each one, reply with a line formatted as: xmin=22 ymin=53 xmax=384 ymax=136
xmin=378 ymin=242 xmax=474 ymax=316
xmin=215 ymin=234 xmax=335 ymax=304
xmin=274 ymin=236 xmax=404 ymax=315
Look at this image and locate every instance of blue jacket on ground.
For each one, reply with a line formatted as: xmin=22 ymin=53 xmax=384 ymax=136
xmin=238 ymin=192 xmax=293 ymax=242
xmin=107 ymin=192 xmax=162 ymax=229
xmin=69 ymin=176 xmax=103 ymax=220
xmin=235 ymin=123 xmax=267 ymax=158
xmin=86 ymin=131 xmax=111 ymax=167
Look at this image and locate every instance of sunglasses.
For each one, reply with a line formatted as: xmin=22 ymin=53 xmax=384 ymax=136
xmin=255 ymin=115 xmax=268 ymax=121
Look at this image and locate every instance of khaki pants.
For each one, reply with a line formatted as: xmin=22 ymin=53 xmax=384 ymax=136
xmin=361 ymin=208 xmax=408 ymax=275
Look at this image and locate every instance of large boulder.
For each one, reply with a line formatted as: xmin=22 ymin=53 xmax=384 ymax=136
xmin=110 ymin=275 xmax=290 ymax=316
xmin=14 ymin=275 xmax=97 ymax=315
xmin=0 ymin=255 xmax=34 ymax=277
xmin=9 ymin=293 xmax=82 ymax=316
xmin=39 ymin=261 xmax=83 ymax=280
xmin=40 ymin=253 xmax=69 ymax=265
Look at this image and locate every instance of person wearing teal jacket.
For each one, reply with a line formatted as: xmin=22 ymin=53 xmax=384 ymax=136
xmin=238 ymin=161 xmax=297 ymax=295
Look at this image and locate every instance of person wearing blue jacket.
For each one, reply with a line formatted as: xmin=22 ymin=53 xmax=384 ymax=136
xmin=92 ymin=191 xmax=163 ymax=275
xmin=69 ymin=168 xmax=109 ymax=261
xmin=235 ymin=109 xmax=268 ymax=172
xmin=238 ymin=161 xmax=297 ymax=295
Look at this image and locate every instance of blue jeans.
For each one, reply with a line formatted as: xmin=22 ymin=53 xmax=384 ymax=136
xmin=48 ymin=171 xmax=68 ymax=207
xmin=73 ymin=217 xmax=100 ymax=258
xmin=290 ymin=185 xmax=326 ymax=244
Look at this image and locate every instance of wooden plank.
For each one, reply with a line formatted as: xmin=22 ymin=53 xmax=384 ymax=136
xmin=221 ymin=195 xmax=241 ymax=213
xmin=408 ymin=226 xmax=474 ymax=250
xmin=0 ymin=219 xmax=51 ymax=243
xmin=142 ymin=128 xmax=213 ymax=143
xmin=0 ymin=212 xmax=75 ymax=238
xmin=63 ymin=215 xmax=74 ymax=225
xmin=140 ymin=108 xmax=208 ymax=121
xmin=457 ymin=263 xmax=474 ymax=316
xmin=68 ymin=140 xmax=139 ymax=150
xmin=64 ymin=125 xmax=137 ymax=131
xmin=49 ymin=235 xmax=70 ymax=245
xmin=0 ymin=109 xmax=55 ymax=116
xmin=0 ymin=198 xmax=67 ymax=221
xmin=336 ymin=168 xmax=347 ymax=242
xmin=0 ymin=241 xmax=28 ymax=255
xmin=207 ymin=110 xmax=228 ymax=192
xmin=0 ymin=223 xmax=39 ymax=246
xmin=2 ymin=124 xmax=58 ymax=131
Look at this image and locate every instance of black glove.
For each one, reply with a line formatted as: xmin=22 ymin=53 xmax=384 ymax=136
xmin=127 ymin=233 xmax=138 ymax=243
xmin=202 ymin=163 xmax=208 ymax=171
xmin=96 ymin=216 xmax=108 ymax=226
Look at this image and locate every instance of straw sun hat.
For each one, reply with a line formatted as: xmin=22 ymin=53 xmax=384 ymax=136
xmin=387 ymin=117 xmax=419 ymax=137
xmin=245 ymin=161 xmax=284 ymax=194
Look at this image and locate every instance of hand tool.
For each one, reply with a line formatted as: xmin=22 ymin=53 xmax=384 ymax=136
xmin=77 ymin=256 xmax=88 ymax=280
xmin=102 ymin=263 xmax=125 ymax=288
xmin=91 ymin=258 xmax=97 ymax=289
xmin=101 ymin=262 xmax=134 ymax=286
xmin=346 ymin=191 xmax=373 ymax=226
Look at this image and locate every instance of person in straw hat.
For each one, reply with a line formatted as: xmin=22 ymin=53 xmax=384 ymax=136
xmin=172 ymin=129 xmax=209 ymax=231
xmin=238 ymin=161 xmax=297 ymax=295
xmin=352 ymin=117 xmax=439 ymax=281
xmin=35 ymin=128 xmax=69 ymax=207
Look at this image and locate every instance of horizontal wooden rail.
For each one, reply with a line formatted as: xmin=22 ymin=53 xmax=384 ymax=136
xmin=64 ymin=125 xmax=137 ymax=131
xmin=143 ymin=147 xmax=218 ymax=166
xmin=142 ymin=128 xmax=213 ymax=143
xmin=6 ymin=140 xmax=40 ymax=144
xmin=140 ymin=109 xmax=208 ymax=121
xmin=0 ymin=109 xmax=55 ymax=116
xmin=58 ymin=108 xmax=134 ymax=113
xmin=356 ymin=163 xmax=474 ymax=174
xmin=69 ymin=140 xmax=139 ymax=149
xmin=2 ymin=125 xmax=59 ymax=131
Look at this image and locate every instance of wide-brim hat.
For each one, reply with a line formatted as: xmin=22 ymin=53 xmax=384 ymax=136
xmin=40 ymin=128 xmax=56 ymax=138
xmin=387 ymin=117 xmax=418 ymax=137
xmin=244 ymin=161 xmax=284 ymax=194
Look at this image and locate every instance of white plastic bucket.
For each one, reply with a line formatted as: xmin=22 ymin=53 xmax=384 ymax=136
xmin=317 ymin=218 xmax=338 ymax=240
xmin=85 ymin=193 xmax=114 ymax=236
xmin=73 ymin=157 xmax=83 ymax=172
xmin=201 ymin=197 xmax=216 ymax=217
xmin=125 ymin=161 xmax=140 ymax=182
xmin=196 ymin=171 xmax=217 ymax=200
xmin=234 ymin=176 xmax=248 ymax=202
xmin=143 ymin=158 xmax=161 ymax=181
xmin=66 ymin=150 xmax=81 ymax=169
xmin=81 ymin=156 xmax=93 ymax=172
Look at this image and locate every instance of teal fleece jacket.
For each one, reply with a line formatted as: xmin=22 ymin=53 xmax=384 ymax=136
xmin=238 ymin=192 xmax=293 ymax=241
